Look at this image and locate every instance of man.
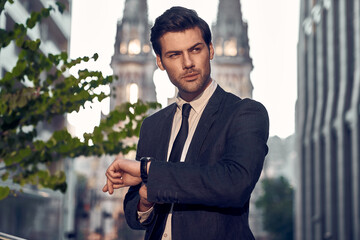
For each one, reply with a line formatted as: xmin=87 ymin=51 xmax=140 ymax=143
xmin=103 ymin=6 xmax=269 ymax=240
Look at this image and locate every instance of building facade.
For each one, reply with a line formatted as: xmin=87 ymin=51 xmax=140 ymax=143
xmin=0 ymin=0 xmax=71 ymax=76
xmin=296 ymin=0 xmax=360 ymax=239
xmin=0 ymin=0 xmax=73 ymax=239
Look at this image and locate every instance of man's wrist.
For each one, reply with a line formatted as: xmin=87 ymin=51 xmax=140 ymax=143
xmin=140 ymin=157 xmax=154 ymax=184
xmin=138 ymin=198 xmax=154 ymax=212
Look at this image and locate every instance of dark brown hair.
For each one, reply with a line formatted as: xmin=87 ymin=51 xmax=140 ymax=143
xmin=150 ymin=6 xmax=212 ymax=56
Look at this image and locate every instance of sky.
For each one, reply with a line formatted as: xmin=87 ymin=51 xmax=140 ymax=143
xmin=68 ymin=0 xmax=300 ymax=139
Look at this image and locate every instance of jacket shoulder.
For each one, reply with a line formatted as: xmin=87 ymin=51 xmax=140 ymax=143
xmin=221 ymin=90 xmax=268 ymax=114
xmin=142 ymin=102 xmax=176 ymax=124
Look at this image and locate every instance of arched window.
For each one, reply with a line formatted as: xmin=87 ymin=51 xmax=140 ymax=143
xmin=128 ymin=39 xmax=141 ymax=55
xmin=129 ymin=83 xmax=138 ymax=104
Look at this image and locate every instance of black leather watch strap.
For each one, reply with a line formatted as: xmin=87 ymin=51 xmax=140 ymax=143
xmin=140 ymin=157 xmax=154 ymax=184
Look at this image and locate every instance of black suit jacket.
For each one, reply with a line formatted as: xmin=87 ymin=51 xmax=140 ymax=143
xmin=124 ymin=86 xmax=269 ymax=240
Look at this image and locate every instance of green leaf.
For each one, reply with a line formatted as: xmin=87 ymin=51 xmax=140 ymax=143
xmin=56 ymin=1 xmax=65 ymax=13
xmin=92 ymin=53 xmax=99 ymax=61
xmin=134 ymin=103 xmax=148 ymax=115
xmin=37 ymin=170 xmax=49 ymax=180
xmin=1 ymin=172 xmax=9 ymax=181
xmin=26 ymin=12 xmax=40 ymax=29
xmin=24 ymin=39 xmax=41 ymax=51
xmin=13 ymin=23 xmax=26 ymax=38
xmin=12 ymin=59 xmax=26 ymax=77
xmin=0 ymin=29 xmax=11 ymax=48
xmin=0 ymin=186 xmax=10 ymax=200
xmin=60 ymin=51 xmax=68 ymax=61
xmin=40 ymin=7 xmax=52 ymax=18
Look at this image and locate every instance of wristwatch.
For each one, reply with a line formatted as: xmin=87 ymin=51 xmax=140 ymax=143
xmin=140 ymin=157 xmax=154 ymax=185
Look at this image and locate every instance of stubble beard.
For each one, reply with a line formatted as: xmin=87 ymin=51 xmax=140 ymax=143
xmin=177 ymin=71 xmax=211 ymax=100
xmin=168 ymin=61 xmax=212 ymax=100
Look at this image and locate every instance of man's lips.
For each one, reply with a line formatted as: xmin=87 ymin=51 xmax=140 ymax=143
xmin=182 ymin=72 xmax=200 ymax=80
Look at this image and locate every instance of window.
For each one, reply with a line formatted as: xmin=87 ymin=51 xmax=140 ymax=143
xmin=129 ymin=83 xmax=138 ymax=104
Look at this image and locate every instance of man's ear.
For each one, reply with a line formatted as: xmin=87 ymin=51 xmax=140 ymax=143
xmin=156 ymin=55 xmax=165 ymax=70
xmin=209 ymin=42 xmax=214 ymax=60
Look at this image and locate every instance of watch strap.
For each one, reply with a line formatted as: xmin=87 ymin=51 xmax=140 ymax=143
xmin=140 ymin=157 xmax=154 ymax=184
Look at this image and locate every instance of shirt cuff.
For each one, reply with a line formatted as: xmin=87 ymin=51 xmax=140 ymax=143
xmin=137 ymin=206 xmax=154 ymax=224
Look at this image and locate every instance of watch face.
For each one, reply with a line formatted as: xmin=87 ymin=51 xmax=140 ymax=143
xmin=141 ymin=157 xmax=154 ymax=162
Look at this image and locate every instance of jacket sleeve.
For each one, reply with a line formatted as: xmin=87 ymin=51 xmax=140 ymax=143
xmin=123 ymin=118 xmax=155 ymax=230
xmin=123 ymin=184 xmax=144 ymax=230
xmin=146 ymin=99 xmax=269 ymax=209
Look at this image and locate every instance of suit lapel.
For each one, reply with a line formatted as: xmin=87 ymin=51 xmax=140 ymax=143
xmin=185 ymin=86 xmax=225 ymax=163
xmin=157 ymin=103 xmax=177 ymax=162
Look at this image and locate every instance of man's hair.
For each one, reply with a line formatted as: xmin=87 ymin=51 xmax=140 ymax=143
xmin=150 ymin=6 xmax=212 ymax=56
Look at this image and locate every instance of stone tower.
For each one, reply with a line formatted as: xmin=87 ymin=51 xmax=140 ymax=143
xmin=211 ymin=0 xmax=253 ymax=99
xmin=110 ymin=0 xmax=156 ymax=110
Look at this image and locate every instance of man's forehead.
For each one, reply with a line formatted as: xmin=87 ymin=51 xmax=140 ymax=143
xmin=159 ymin=27 xmax=204 ymax=51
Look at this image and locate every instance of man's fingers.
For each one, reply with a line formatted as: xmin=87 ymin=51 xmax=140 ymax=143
xmin=106 ymin=172 xmax=124 ymax=184
xmin=113 ymin=184 xmax=123 ymax=189
xmin=107 ymin=170 xmax=122 ymax=178
xmin=107 ymin=178 xmax=114 ymax=194
xmin=103 ymin=156 xmax=133 ymax=194
xmin=103 ymin=183 xmax=123 ymax=193
xmin=103 ymin=172 xmax=126 ymax=194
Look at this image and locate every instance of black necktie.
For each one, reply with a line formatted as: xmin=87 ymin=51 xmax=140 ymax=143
xmin=168 ymin=103 xmax=192 ymax=163
xmin=150 ymin=103 xmax=192 ymax=240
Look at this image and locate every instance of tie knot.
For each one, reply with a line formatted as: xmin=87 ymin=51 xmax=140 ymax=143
xmin=182 ymin=103 xmax=191 ymax=118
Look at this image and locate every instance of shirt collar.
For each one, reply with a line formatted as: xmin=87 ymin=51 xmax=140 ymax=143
xmin=176 ymin=79 xmax=218 ymax=113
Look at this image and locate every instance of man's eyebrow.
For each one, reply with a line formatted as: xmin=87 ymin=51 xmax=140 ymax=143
xmin=164 ymin=50 xmax=182 ymax=56
xmin=164 ymin=42 xmax=205 ymax=56
xmin=188 ymin=42 xmax=204 ymax=50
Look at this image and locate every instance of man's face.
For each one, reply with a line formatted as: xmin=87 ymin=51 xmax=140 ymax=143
xmin=156 ymin=27 xmax=214 ymax=102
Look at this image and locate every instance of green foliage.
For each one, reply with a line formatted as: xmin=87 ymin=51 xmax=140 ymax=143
xmin=0 ymin=0 xmax=160 ymax=199
xmin=255 ymin=176 xmax=294 ymax=240
xmin=0 ymin=186 xmax=10 ymax=200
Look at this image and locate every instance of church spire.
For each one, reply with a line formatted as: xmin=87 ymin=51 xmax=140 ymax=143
xmin=111 ymin=0 xmax=153 ymax=63
xmin=216 ymin=0 xmax=243 ymax=25
xmin=211 ymin=0 xmax=254 ymax=99
xmin=212 ymin=0 xmax=252 ymax=64
xmin=110 ymin=0 xmax=156 ymax=109
xmin=122 ymin=0 xmax=149 ymax=24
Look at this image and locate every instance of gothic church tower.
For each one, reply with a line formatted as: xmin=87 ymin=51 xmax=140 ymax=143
xmin=110 ymin=0 xmax=156 ymax=110
xmin=212 ymin=0 xmax=253 ymax=98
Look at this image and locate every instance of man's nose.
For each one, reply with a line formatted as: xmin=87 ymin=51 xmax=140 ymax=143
xmin=182 ymin=52 xmax=194 ymax=69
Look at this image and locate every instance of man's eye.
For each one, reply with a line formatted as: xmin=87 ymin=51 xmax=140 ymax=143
xmin=169 ymin=53 xmax=179 ymax=58
xmin=192 ymin=48 xmax=201 ymax=53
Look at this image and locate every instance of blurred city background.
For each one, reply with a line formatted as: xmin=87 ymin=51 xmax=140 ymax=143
xmin=0 ymin=0 xmax=359 ymax=239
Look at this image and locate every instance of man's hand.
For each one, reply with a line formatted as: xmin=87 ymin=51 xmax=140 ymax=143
xmin=102 ymin=156 xmax=142 ymax=194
